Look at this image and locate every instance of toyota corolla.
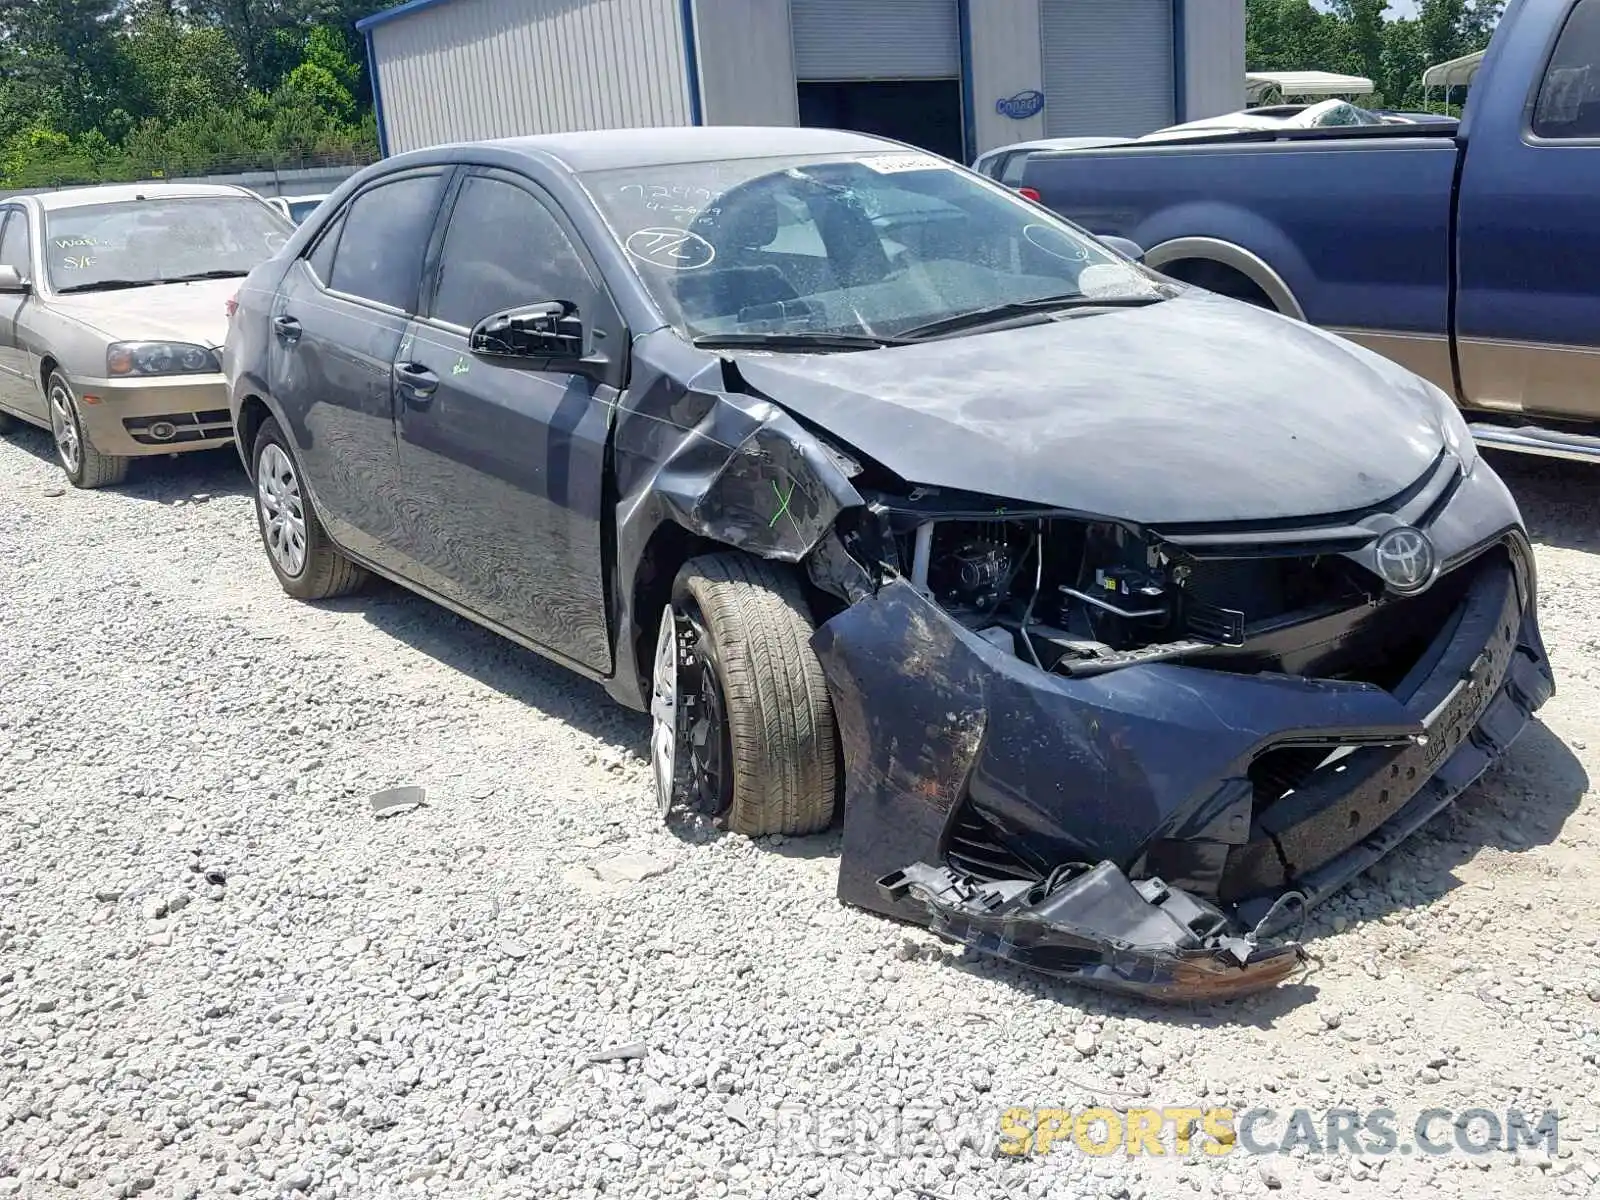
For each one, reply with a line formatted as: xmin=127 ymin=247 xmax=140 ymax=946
xmin=224 ymin=128 xmax=1552 ymax=1001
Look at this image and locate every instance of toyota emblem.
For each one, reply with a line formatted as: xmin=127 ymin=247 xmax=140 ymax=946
xmin=1373 ymin=526 xmax=1437 ymax=593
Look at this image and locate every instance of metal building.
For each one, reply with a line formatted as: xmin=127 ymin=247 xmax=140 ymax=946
xmin=358 ymin=0 xmax=1245 ymax=163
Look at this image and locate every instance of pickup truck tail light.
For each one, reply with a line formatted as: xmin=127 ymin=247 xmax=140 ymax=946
xmin=225 ymin=292 xmax=239 ymax=320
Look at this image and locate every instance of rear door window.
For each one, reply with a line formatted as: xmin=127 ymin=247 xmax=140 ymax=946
xmin=1534 ymin=0 xmax=1600 ymax=138
xmin=326 ymin=173 xmax=444 ymax=311
xmin=999 ymin=153 xmax=1031 ymax=185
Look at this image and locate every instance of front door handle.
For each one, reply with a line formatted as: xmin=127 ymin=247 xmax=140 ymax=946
xmin=393 ymin=360 xmax=439 ymax=406
xmin=272 ymin=315 xmax=301 ymax=343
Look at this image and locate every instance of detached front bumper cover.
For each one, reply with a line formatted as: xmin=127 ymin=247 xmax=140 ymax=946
xmin=881 ymin=861 xmax=1305 ymax=1001
xmin=813 ymin=543 xmax=1552 ymax=1004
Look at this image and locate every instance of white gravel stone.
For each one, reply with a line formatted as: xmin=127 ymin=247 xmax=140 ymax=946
xmin=535 ymin=1106 xmax=577 ymax=1136
xmin=592 ymin=851 xmax=673 ymax=884
xmin=0 ymin=428 xmax=1594 ymax=1200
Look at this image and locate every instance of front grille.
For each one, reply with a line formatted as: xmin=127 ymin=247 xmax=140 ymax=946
xmin=1249 ymin=745 xmax=1335 ymax=814
xmin=1220 ymin=547 xmax=1522 ymax=901
xmin=944 ymin=808 xmax=1041 ymax=883
xmin=123 ymin=409 xmax=233 ymax=446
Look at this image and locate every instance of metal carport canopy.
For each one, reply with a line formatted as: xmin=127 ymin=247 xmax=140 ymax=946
xmin=1421 ymin=50 xmax=1486 ymax=91
xmin=1244 ymin=71 xmax=1374 ymax=102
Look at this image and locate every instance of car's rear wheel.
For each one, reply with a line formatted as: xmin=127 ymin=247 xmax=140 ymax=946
xmin=251 ymin=416 xmax=367 ymax=600
xmin=48 ymin=371 xmax=128 ymax=489
xmin=653 ymin=552 xmax=839 ymax=837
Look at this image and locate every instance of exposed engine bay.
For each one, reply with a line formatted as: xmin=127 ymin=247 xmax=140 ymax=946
xmin=877 ymin=504 xmax=1461 ymax=688
xmin=915 ymin=513 xmax=1337 ymax=670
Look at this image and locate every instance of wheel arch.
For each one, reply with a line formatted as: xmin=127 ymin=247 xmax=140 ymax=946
xmin=1143 ymin=236 xmax=1307 ymax=321
xmin=625 ymin=518 xmax=721 ymax=705
xmin=234 ymin=394 xmax=274 ymax=477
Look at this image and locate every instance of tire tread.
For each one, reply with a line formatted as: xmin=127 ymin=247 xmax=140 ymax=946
xmin=676 ymin=553 xmax=838 ymax=837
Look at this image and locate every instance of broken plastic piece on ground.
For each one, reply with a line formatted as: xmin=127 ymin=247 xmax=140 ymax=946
xmin=588 ymin=1041 xmax=648 ymax=1063
xmin=881 ymin=860 xmax=1303 ymax=1002
xmin=370 ymin=785 xmax=426 ymax=818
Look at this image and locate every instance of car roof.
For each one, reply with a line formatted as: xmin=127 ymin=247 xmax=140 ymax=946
xmin=30 ymin=182 xmax=254 ymax=212
xmin=427 ymin=126 xmax=906 ymax=172
xmin=980 ymin=136 xmax=1133 ymax=158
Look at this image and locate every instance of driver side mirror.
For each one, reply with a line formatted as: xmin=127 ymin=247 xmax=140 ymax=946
xmin=470 ymin=300 xmax=588 ymax=366
xmin=1099 ymin=236 xmax=1145 ymax=263
xmin=0 ymin=265 xmax=29 ymax=294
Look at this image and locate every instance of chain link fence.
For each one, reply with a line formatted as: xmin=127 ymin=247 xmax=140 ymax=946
xmin=0 ymin=147 xmax=379 ymax=199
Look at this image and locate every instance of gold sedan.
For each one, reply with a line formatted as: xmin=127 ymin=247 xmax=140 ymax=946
xmin=0 ymin=183 xmax=292 ymax=488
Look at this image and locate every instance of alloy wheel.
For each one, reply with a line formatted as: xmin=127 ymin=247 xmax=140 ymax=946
xmin=650 ymin=605 xmax=680 ymax=820
xmin=651 ymin=603 xmax=732 ymax=821
xmin=256 ymin=442 xmax=308 ymax=577
xmin=48 ymin=384 xmax=80 ymax=474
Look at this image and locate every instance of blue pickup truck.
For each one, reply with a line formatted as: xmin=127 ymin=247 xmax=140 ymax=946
xmin=1022 ymin=0 xmax=1600 ymax=464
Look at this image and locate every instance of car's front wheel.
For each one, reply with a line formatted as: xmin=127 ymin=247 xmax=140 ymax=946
xmin=47 ymin=371 xmax=128 ymax=489
xmin=251 ymin=416 xmax=367 ymax=600
xmin=652 ymin=553 xmax=839 ymax=837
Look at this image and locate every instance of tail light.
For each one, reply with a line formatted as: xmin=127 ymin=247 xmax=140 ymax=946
xmin=1017 ymin=186 xmax=1043 ymax=203
xmin=225 ymin=292 xmax=239 ymax=319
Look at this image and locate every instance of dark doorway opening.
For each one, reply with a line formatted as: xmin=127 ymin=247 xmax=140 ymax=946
xmin=797 ymin=79 xmax=965 ymax=162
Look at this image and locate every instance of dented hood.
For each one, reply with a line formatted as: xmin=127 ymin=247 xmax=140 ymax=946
xmin=725 ymin=291 xmax=1448 ymax=525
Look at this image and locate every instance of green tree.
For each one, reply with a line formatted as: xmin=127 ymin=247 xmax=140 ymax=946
xmin=1247 ymin=0 xmax=1505 ymax=109
xmin=0 ymin=0 xmax=127 ymax=135
xmin=1330 ymin=0 xmax=1390 ymax=93
xmin=122 ymin=6 xmax=251 ymax=127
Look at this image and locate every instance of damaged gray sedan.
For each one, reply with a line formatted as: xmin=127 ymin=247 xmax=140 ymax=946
xmin=225 ymin=127 xmax=1553 ymax=1002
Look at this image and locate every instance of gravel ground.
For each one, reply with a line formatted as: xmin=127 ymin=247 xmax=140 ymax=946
xmin=1 ymin=425 xmax=1597 ymax=1200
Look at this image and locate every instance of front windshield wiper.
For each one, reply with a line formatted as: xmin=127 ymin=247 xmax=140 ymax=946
xmin=57 ymin=269 xmax=252 ymax=294
xmin=897 ymin=293 xmax=1164 ymax=340
xmin=54 ymin=278 xmax=159 ymax=294
xmin=691 ymin=331 xmax=902 ymax=352
xmin=155 ymin=269 xmax=251 ymax=283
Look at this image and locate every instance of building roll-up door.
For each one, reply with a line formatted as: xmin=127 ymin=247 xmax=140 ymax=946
xmin=1040 ymin=0 xmax=1175 ymax=137
xmin=790 ymin=0 xmax=960 ymax=80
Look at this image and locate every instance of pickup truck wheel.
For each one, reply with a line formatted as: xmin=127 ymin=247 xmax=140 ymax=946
xmin=47 ymin=372 xmax=129 ymax=489
xmin=251 ymin=417 xmax=367 ymax=600
xmin=658 ymin=553 xmax=839 ymax=837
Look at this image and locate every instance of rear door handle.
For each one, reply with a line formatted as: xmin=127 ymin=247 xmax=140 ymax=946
xmin=393 ymin=360 xmax=439 ymax=405
xmin=272 ymin=315 xmax=301 ymax=343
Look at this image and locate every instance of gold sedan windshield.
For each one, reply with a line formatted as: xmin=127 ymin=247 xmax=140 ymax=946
xmin=43 ymin=196 xmax=291 ymax=293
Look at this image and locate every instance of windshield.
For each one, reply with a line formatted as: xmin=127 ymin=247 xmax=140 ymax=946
xmin=581 ymin=151 xmax=1161 ymax=342
xmin=42 ymin=195 xmax=292 ymax=292
xmin=286 ymin=199 xmax=323 ymax=223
